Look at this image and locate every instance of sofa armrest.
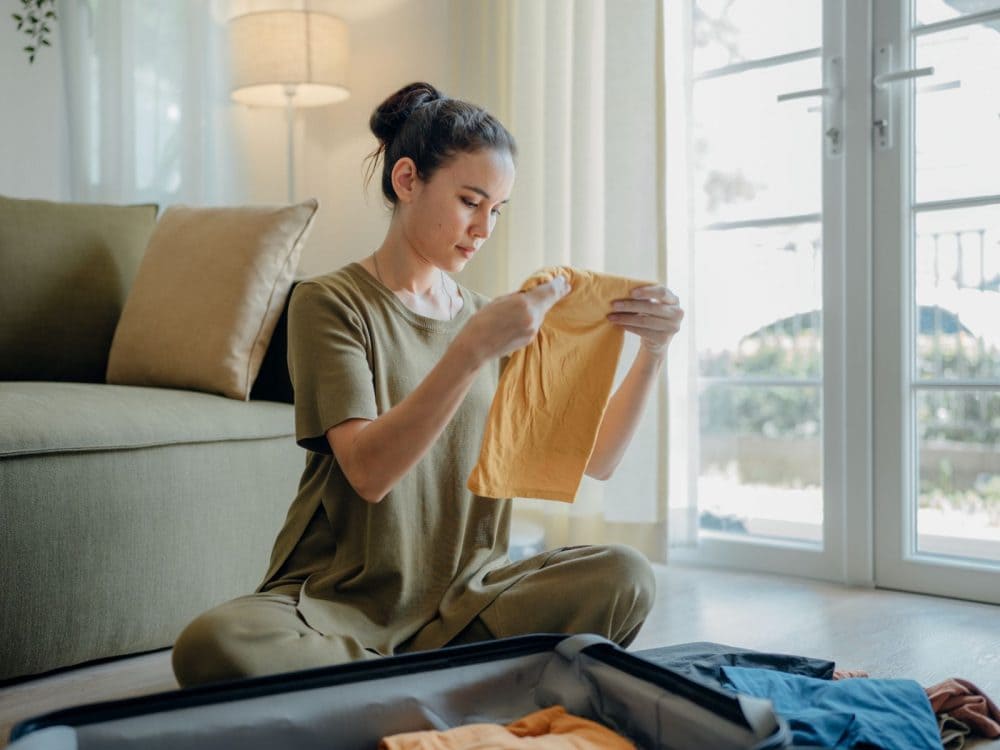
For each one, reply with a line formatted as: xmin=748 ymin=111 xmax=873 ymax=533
xmin=249 ymin=280 xmax=299 ymax=404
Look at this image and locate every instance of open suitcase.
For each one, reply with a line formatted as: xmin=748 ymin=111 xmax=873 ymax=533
xmin=9 ymin=634 xmax=792 ymax=749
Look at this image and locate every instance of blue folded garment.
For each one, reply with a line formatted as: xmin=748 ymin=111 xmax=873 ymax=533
xmin=635 ymin=641 xmax=835 ymax=688
xmin=721 ymin=666 xmax=941 ymax=750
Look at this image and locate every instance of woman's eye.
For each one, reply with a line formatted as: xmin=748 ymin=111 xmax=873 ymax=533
xmin=462 ymin=197 xmax=501 ymax=216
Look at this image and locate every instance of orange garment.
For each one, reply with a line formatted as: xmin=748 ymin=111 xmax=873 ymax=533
xmin=468 ymin=267 xmax=655 ymax=502
xmin=925 ymin=678 xmax=1000 ymax=739
xmin=379 ymin=705 xmax=635 ymax=750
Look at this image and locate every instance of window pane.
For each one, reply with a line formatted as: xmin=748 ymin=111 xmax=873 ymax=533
xmin=914 ymin=206 xmax=1000 ymax=380
xmin=699 ymin=384 xmax=822 ymax=543
xmin=916 ymin=389 xmax=1000 ymax=564
xmin=915 ymin=0 xmax=1000 ymax=26
xmin=694 ymin=59 xmax=821 ymax=225
xmin=914 ymin=23 xmax=1000 ymax=203
xmin=696 ymin=225 xmax=822 ymax=379
xmin=693 ymin=0 xmax=821 ymax=73
xmin=687 ymin=1 xmax=826 ymax=554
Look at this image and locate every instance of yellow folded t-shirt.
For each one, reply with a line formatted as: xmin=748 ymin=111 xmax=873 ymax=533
xmin=380 ymin=704 xmax=636 ymax=750
xmin=468 ymin=266 xmax=655 ymax=502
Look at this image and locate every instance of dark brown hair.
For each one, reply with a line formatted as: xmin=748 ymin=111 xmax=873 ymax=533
xmin=364 ymin=82 xmax=517 ymax=206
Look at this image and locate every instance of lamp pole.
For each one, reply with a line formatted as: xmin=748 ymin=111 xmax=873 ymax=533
xmin=283 ymin=84 xmax=297 ymax=204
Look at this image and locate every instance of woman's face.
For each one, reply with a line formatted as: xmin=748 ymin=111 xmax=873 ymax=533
xmin=400 ymin=148 xmax=515 ymax=273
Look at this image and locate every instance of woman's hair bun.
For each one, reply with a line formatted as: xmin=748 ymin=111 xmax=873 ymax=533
xmin=369 ymin=82 xmax=443 ymax=145
xmin=363 ymin=81 xmax=516 ymax=207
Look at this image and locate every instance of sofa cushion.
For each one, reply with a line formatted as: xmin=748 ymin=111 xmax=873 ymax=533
xmin=0 ymin=195 xmax=159 ymax=383
xmin=105 ymin=200 xmax=318 ymax=401
xmin=0 ymin=382 xmax=294 ymax=458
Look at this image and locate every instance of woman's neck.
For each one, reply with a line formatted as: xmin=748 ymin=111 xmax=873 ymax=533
xmin=370 ymin=240 xmax=439 ymax=295
xmin=364 ymin=236 xmax=462 ymax=321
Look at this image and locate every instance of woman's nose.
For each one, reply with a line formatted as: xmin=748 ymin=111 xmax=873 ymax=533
xmin=470 ymin=217 xmax=490 ymax=240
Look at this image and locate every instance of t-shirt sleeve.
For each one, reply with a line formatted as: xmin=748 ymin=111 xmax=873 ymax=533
xmin=287 ymin=281 xmax=378 ymax=454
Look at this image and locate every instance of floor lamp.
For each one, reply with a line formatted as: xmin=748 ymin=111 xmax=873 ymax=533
xmin=228 ymin=10 xmax=350 ymax=204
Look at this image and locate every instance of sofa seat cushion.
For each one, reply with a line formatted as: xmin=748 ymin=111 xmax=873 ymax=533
xmin=0 ymin=382 xmax=295 ymax=458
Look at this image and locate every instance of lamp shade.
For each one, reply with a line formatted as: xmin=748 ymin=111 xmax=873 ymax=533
xmin=229 ymin=11 xmax=349 ymax=107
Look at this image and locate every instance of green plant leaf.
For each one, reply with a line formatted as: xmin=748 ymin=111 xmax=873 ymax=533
xmin=13 ymin=0 xmax=56 ymax=64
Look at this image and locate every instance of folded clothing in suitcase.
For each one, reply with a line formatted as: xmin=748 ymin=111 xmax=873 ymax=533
xmin=9 ymin=634 xmax=791 ymax=750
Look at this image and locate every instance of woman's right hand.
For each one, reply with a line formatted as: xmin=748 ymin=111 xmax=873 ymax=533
xmin=456 ymin=274 xmax=572 ymax=366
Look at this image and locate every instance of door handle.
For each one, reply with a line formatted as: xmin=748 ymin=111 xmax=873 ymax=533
xmin=873 ymin=66 xmax=935 ymax=88
xmin=873 ymin=45 xmax=935 ymax=150
xmin=775 ymin=57 xmax=844 ymax=158
xmin=776 ymin=86 xmax=838 ymax=102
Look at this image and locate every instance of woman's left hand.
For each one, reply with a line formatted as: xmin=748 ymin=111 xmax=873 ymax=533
xmin=606 ymin=285 xmax=684 ymax=357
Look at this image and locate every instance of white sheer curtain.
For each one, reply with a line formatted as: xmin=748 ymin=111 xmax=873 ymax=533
xmin=58 ymin=0 xmax=242 ymax=205
xmin=450 ymin=0 xmax=670 ymax=562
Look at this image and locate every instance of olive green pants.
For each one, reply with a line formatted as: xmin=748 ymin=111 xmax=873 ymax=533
xmin=172 ymin=544 xmax=655 ymax=688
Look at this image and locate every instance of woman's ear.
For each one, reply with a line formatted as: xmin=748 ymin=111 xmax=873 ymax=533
xmin=390 ymin=157 xmax=421 ymax=204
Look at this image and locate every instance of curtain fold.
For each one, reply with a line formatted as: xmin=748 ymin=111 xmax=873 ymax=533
xmin=58 ymin=0 xmax=241 ymax=205
xmin=450 ymin=0 xmax=669 ymax=562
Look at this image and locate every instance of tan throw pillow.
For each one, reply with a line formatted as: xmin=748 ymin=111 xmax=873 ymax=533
xmin=106 ymin=200 xmax=318 ymax=400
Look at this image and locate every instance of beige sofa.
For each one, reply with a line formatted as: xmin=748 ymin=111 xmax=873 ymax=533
xmin=0 ymin=195 xmax=308 ymax=682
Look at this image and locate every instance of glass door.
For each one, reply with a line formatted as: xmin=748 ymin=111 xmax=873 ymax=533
xmin=873 ymin=0 xmax=1000 ymax=603
xmin=666 ymin=0 xmax=852 ymax=579
xmin=667 ymin=0 xmax=1000 ymax=601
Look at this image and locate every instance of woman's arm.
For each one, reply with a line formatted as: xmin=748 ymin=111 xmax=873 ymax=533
xmin=584 ymin=284 xmax=684 ymax=480
xmin=330 ymin=276 xmax=571 ymax=503
xmin=327 ymin=340 xmax=481 ymax=503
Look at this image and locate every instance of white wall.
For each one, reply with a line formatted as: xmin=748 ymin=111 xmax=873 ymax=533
xmin=232 ymin=0 xmax=454 ymax=277
xmin=0 ymin=16 xmax=69 ymax=200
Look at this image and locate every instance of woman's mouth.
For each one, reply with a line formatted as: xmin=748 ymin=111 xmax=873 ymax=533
xmin=457 ymin=246 xmax=476 ymax=259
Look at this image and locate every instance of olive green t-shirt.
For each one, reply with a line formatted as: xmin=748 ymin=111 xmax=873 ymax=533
xmin=256 ymin=262 xmax=532 ymax=655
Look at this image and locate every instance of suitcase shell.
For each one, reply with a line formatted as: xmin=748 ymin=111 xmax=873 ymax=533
xmin=9 ymin=634 xmax=791 ymax=749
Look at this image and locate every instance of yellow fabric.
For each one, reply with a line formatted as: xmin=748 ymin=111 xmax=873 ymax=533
xmin=468 ymin=266 xmax=654 ymax=502
xmin=106 ymin=200 xmax=317 ymax=400
xmin=380 ymin=705 xmax=635 ymax=750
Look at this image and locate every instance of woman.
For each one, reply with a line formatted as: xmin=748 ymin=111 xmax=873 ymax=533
xmin=172 ymin=82 xmax=683 ymax=687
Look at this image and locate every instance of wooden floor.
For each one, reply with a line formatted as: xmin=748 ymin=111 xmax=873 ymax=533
xmin=2 ymin=564 xmax=999 ymax=747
